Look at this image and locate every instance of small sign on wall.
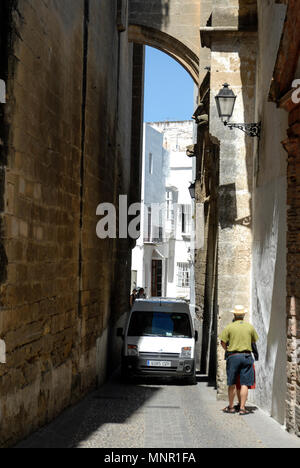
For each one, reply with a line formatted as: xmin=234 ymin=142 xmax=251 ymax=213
xmin=0 ymin=340 xmax=6 ymax=364
xmin=0 ymin=80 xmax=6 ymax=103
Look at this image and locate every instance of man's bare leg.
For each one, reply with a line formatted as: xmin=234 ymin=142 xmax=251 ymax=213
xmin=228 ymin=385 xmax=236 ymax=409
xmin=240 ymin=385 xmax=249 ymax=411
xmin=223 ymin=385 xmax=237 ymax=413
xmin=236 ymin=389 xmax=241 ymax=407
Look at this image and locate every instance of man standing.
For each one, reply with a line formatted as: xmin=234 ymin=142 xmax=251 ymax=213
xmin=219 ymin=305 xmax=259 ymax=415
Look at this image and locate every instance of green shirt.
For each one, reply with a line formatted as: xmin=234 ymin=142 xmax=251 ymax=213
xmin=219 ymin=321 xmax=259 ymax=352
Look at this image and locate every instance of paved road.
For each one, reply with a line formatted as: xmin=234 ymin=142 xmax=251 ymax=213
xmin=16 ymin=372 xmax=300 ymax=449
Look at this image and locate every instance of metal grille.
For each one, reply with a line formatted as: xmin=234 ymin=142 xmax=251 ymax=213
xmin=140 ymin=367 xmax=177 ymax=372
xmin=139 ymin=352 xmax=180 ymax=359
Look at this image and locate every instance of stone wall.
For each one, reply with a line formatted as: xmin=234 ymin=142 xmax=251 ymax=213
xmin=211 ymin=0 xmax=257 ymax=29
xmin=0 ymin=1 xmax=11 ymax=287
xmin=283 ymin=102 xmax=300 ymax=436
xmin=129 ymin=0 xmax=200 ymax=82
xmin=199 ymin=0 xmax=299 ymax=434
xmin=193 ymin=73 xmax=219 ymax=384
xmin=0 ymin=0 xmax=141 ymax=447
xmin=203 ymin=26 xmax=257 ymax=397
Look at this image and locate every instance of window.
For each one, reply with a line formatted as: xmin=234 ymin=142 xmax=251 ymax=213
xmin=177 ymin=263 xmax=190 ymax=288
xmin=152 ymin=206 xmax=164 ymax=243
xmin=179 ymin=205 xmax=191 ymax=234
xmin=128 ymin=311 xmax=192 ymax=338
xmin=147 ymin=206 xmax=152 ymax=241
xmin=151 ymin=260 xmax=163 ymax=297
xmin=166 ymin=190 xmax=174 ymax=225
xmin=149 ymin=153 xmax=153 ymax=174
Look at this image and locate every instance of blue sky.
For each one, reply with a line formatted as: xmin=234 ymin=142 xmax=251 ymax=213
xmin=144 ymin=47 xmax=195 ymax=123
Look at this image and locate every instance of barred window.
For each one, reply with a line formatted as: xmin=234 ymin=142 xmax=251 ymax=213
xmin=177 ymin=263 xmax=190 ymax=288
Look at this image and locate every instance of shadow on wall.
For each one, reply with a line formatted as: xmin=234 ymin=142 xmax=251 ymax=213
xmin=161 ymin=0 xmax=170 ymax=27
xmin=219 ymin=183 xmax=252 ymax=230
xmin=16 ymin=378 xmax=162 ymax=448
xmin=238 ymin=0 xmax=258 ymax=30
xmin=219 ymin=184 xmax=237 ymax=230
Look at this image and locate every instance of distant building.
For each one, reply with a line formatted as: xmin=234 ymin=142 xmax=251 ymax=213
xmin=131 ymin=121 xmax=194 ymax=300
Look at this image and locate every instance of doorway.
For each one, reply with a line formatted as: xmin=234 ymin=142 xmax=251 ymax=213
xmin=151 ymin=259 xmax=163 ymax=297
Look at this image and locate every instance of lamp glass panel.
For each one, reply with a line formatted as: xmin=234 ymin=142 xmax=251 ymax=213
xmin=189 ymin=184 xmax=195 ymax=199
xmin=217 ymin=96 xmax=235 ymax=119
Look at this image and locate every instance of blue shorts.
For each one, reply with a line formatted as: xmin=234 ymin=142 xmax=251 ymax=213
xmin=226 ymin=353 xmax=255 ymax=387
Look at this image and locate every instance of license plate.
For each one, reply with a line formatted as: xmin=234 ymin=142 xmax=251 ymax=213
xmin=147 ymin=361 xmax=172 ymax=368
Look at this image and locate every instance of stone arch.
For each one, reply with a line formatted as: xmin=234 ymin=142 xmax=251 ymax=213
xmin=128 ymin=25 xmax=199 ymax=84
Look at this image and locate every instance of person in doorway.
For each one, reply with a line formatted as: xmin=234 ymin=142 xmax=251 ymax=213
xmin=219 ymin=305 xmax=259 ymax=416
xmin=129 ymin=288 xmax=137 ymax=308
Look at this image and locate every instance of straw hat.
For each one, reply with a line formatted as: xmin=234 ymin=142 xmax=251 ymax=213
xmin=231 ymin=305 xmax=248 ymax=316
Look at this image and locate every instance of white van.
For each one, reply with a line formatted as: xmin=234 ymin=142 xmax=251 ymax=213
xmin=117 ymin=299 xmax=198 ymax=384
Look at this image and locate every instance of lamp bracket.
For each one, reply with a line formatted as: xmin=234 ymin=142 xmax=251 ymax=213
xmin=224 ymin=121 xmax=261 ymax=138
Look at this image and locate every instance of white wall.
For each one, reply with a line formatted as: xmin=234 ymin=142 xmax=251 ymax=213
xmin=251 ymin=0 xmax=288 ymax=425
xmin=144 ymin=124 xmax=167 ymax=206
xmin=132 ymin=124 xmax=166 ymax=294
xmin=132 ymin=121 xmax=194 ymax=300
xmin=150 ymin=121 xmax=194 ymax=299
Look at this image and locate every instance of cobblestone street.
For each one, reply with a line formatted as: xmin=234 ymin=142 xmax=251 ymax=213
xmin=16 ymin=373 xmax=300 ymax=449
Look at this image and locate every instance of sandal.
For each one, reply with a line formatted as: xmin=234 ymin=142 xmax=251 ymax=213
xmin=239 ymin=408 xmax=251 ymax=416
xmin=223 ymin=406 xmax=236 ymax=414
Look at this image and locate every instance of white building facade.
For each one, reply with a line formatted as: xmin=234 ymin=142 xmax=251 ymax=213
xmin=131 ymin=121 xmax=194 ymax=300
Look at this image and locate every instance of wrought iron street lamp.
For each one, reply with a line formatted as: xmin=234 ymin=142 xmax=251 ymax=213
xmin=188 ymin=182 xmax=196 ymax=200
xmin=215 ymin=83 xmax=261 ymax=138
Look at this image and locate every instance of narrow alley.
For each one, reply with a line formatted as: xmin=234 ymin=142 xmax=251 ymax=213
xmin=1 ymin=0 xmax=300 ymax=449
xmin=16 ymin=374 xmax=300 ymax=449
